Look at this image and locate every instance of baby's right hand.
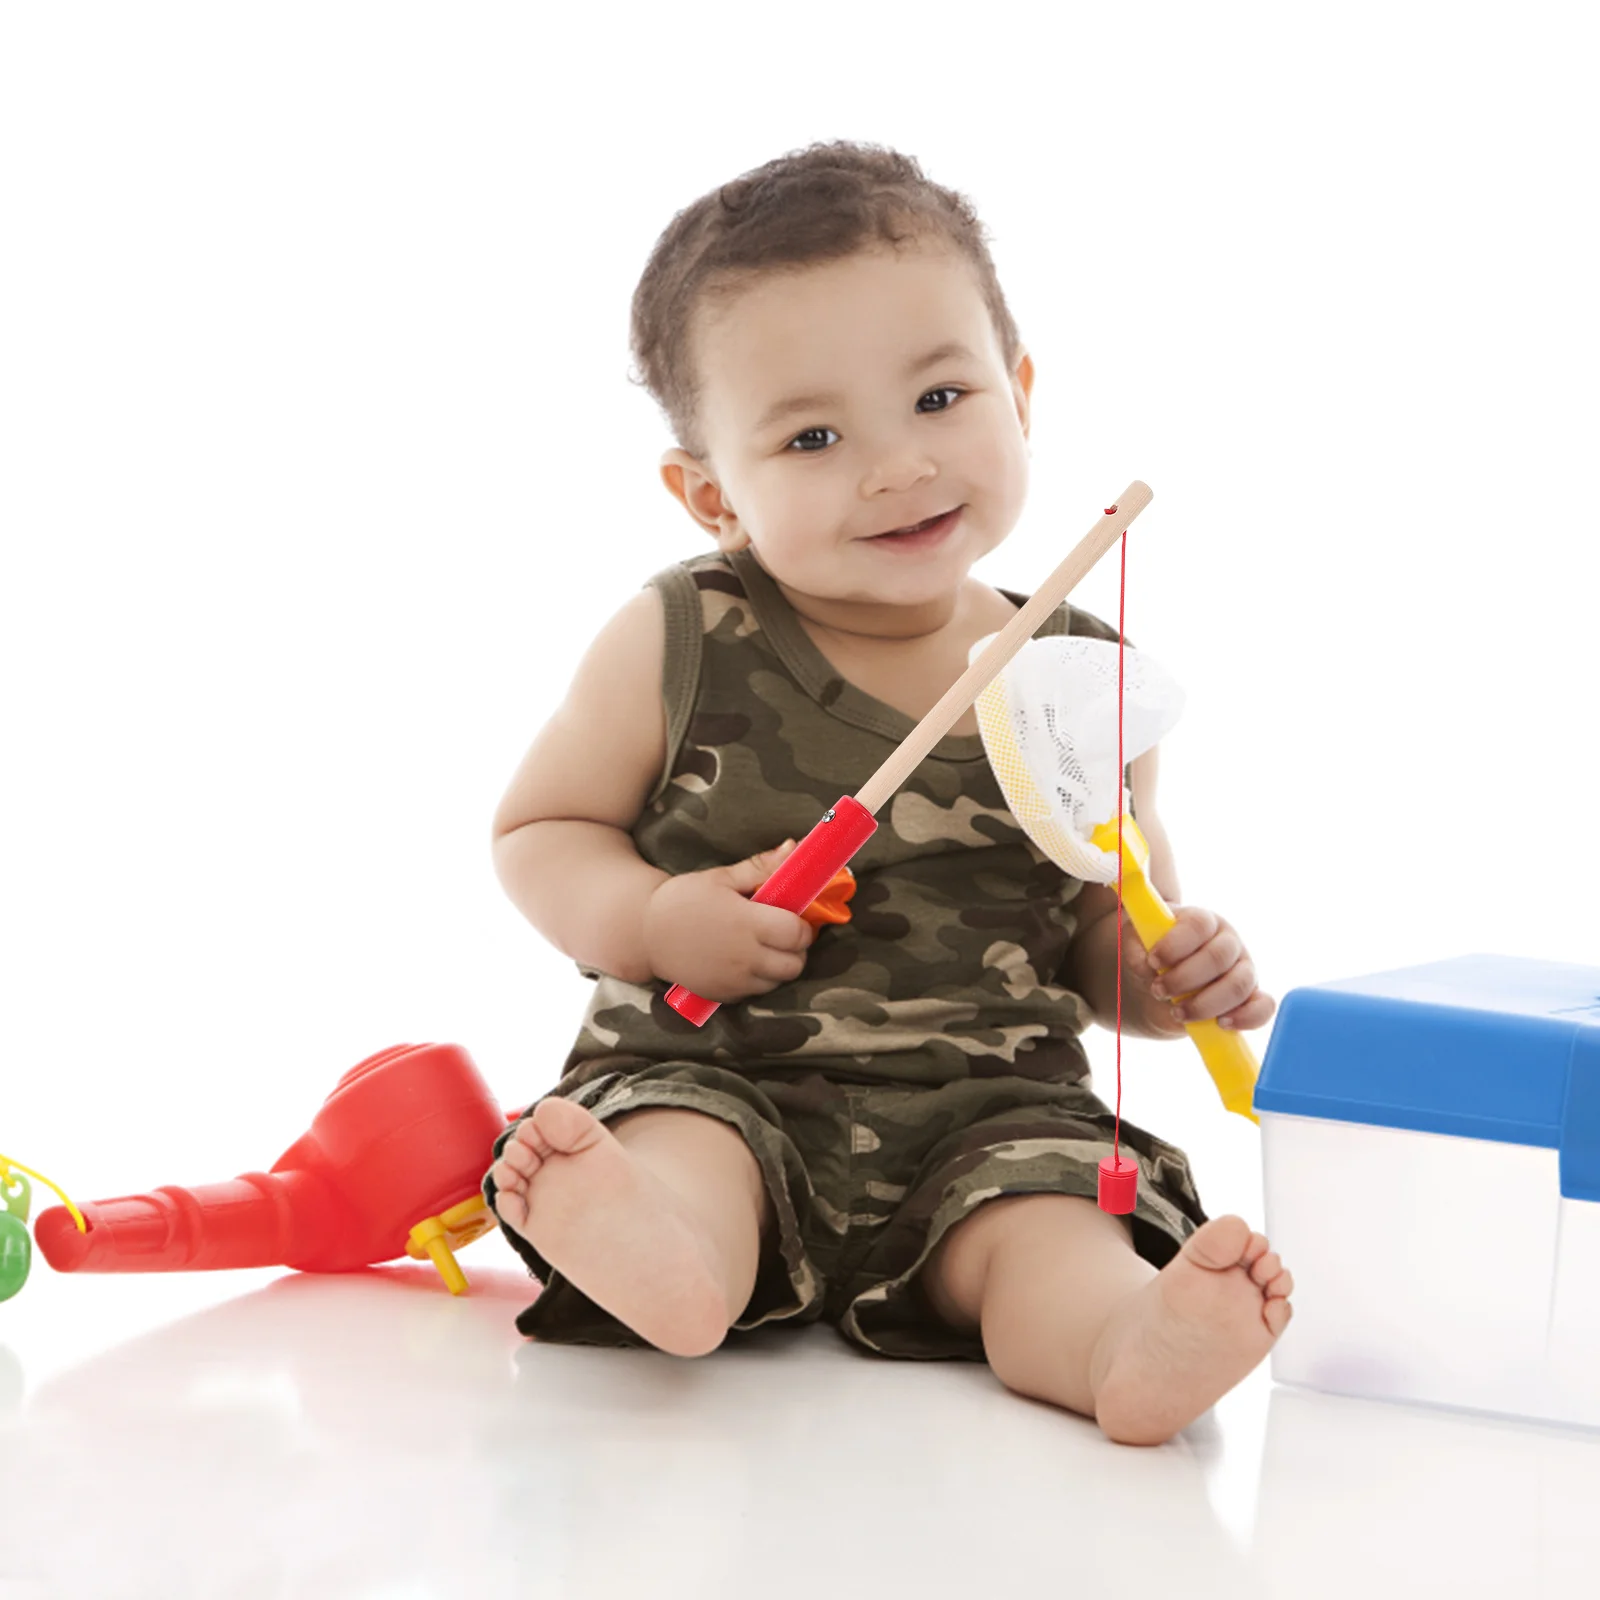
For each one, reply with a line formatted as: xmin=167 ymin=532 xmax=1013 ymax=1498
xmin=642 ymin=839 xmax=818 ymax=1003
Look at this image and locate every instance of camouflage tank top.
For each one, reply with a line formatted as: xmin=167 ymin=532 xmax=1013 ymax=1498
xmin=561 ymin=545 xmax=1132 ymax=1089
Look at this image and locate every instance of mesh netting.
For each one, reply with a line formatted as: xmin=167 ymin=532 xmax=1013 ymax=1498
xmin=973 ymin=634 xmax=1186 ymax=883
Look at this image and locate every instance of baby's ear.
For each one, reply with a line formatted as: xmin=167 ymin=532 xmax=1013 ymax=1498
xmin=660 ymin=447 xmax=747 ymax=549
xmin=657 ymin=449 xmax=699 ymax=514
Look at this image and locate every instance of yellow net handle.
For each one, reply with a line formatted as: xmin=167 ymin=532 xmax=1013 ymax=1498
xmin=1088 ymin=817 xmax=1261 ymax=1125
xmin=0 ymin=1152 xmax=87 ymax=1231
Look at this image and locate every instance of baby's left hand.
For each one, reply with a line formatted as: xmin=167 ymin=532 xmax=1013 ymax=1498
xmin=1125 ymin=905 xmax=1276 ymax=1036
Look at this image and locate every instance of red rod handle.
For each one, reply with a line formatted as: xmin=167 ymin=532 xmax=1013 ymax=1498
xmin=664 ymin=795 xmax=878 ymax=1026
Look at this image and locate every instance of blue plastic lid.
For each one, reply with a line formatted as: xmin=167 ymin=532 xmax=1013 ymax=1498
xmin=1254 ymin=953 xmax=1600 ymax=1201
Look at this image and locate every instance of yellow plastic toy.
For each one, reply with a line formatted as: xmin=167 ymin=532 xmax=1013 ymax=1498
xmin=1088 ymin=815 xmax=1261 ymax=1123
xmin=404 ymin=1194 xmax=498 ymax=1296
xmin=972 ymin=634 xmax=1261 ymax=1124
xmin=0 ymin=1153 xmax=86 ymax=1302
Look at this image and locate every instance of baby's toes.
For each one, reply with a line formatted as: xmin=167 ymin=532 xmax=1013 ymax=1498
xmin=499 ymin=1118 xmax=555 ymax=1176
xmin=531 ymin=1095 xmax=608 ymax=1155
xmin=1263 ymin=1296 xmax=1294 ymax=1337
xmin=1183 ymin=1214 xmax=1253 ymax=1270
xmin=490 ymin=1148 xmax=529 ymax=1192
xmin=1240 ymin=1231 xmax=1272 ymax=1271
xmin=490 ymin=1161 xmax=531 ymax=1232
xmin=1248 ymin=1250 xmax=1283 ymax=1289
xmin=1263 ymin=1265 xmax=1294 ymax=1301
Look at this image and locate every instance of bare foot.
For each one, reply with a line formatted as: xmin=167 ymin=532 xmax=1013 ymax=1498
xmin=488 ymin=1098 xmax=733 ymax=1358
xmin=1088 ymin=1215 xmax=1294 ymax=1446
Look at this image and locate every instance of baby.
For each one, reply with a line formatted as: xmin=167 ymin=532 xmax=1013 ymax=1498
xmin=483 ymin=140 xmax=1292 ymax=1447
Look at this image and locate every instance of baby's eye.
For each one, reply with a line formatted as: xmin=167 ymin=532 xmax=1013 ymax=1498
xmin=783 ymin=387 xmax=966 ymax=454
xmin=786 ymin=426 xmax=839 ymax=454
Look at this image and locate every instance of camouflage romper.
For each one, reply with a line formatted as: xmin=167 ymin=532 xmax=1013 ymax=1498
xmin=483 ymin=544 xmax=1208 ymax=1359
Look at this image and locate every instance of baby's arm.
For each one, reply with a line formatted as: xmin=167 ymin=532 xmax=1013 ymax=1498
xmin=491 ymin=589 xmax=816 ymax=998
xmin=491 ymin=589 xmax=672 ymax=984
xmin=1129 ymin=746 xmax=1179 ymax=900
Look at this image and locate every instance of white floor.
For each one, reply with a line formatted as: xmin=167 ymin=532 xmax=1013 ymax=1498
xmin=4 ymin=1228 xmax=1600 ymax=1600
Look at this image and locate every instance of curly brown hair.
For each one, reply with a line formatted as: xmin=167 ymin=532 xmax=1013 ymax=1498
xmin=627 ymin=139 xmax=1023 ymax=464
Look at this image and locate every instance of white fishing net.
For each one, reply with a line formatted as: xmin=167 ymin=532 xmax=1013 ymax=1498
xmin=972 ymin=634 xmax=1186 ymax=884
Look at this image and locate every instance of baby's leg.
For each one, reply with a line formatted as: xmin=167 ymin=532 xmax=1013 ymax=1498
xmin=921 ymin=1195 xmax=1292 ymax=1445
xmin=489 ymin=1099 xmax=772 ymax=1358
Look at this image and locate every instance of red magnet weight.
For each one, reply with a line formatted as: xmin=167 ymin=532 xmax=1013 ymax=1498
xmin=1098 ymin=1154 xmax=1138 ymax=1215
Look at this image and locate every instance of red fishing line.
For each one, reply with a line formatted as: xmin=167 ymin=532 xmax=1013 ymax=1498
xmin=1096 ymin=511 xmax=1136 ymax=1214
xmin=1115 ymin=524 xmax=1126 ymax=1165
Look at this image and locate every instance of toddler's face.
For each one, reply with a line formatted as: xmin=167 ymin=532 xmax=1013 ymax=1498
xmin=660 ymin=241 xmax=1034 ymax=616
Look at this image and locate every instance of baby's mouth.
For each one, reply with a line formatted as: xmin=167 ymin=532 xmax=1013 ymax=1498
xmin=867 ymin=506 xmax=964 ymax=544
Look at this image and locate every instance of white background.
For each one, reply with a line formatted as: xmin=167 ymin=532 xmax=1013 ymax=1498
xmin=3 ymin=2 xmax=1597 ymax=1232
xmin=4 ymin=8 xmax=1600 ymax=1597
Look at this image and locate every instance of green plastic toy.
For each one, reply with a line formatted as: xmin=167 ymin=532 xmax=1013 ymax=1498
xmin=0 ymin=1155 xmax=84 ymax=1302
xmin=1 ymin=1167 xmax=31 ymax=1302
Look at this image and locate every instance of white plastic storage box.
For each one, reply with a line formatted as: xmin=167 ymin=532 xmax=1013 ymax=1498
xmin=1255 ymin=953 xmax=1600 ymax=1429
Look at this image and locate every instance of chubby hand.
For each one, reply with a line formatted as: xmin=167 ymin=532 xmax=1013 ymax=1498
xmin=1122 ymin=905 xmax=1276 ymax=1037
xmin=643 ymin=838 xmax=817 ymax=1004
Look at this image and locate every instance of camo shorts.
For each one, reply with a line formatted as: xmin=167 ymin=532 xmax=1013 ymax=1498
xmin=483 ymin=1058 xmax=1208 ymax=1360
